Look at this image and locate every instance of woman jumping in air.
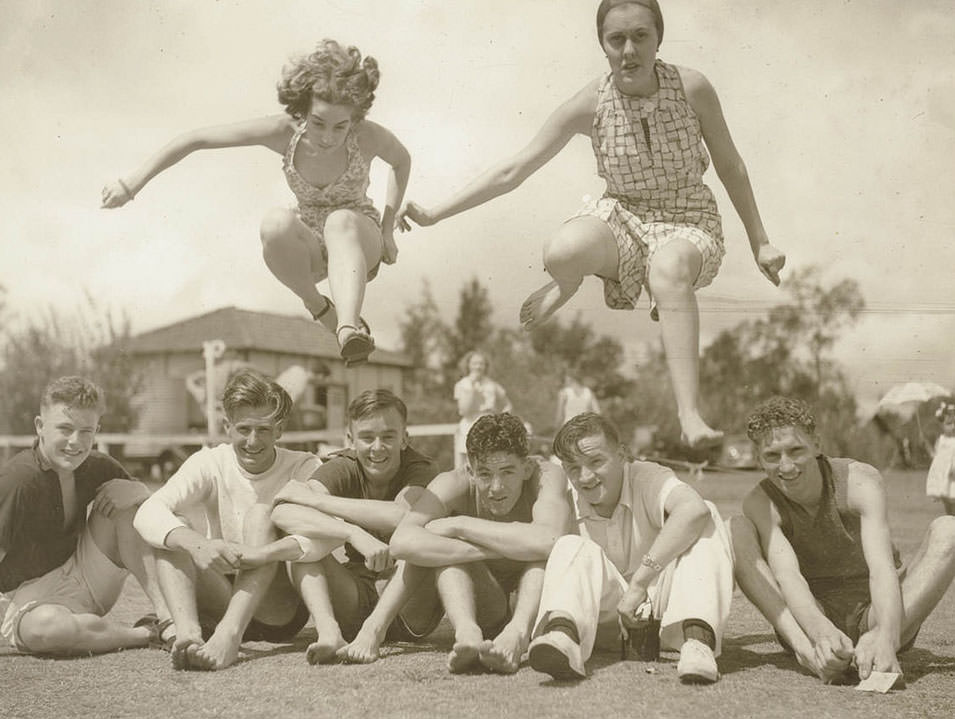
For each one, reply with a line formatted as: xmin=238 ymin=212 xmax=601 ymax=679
xmin=400 ymin=0 xmax=785 ymax=448
xmin=102 ymin=39 xmax=410 ymax=367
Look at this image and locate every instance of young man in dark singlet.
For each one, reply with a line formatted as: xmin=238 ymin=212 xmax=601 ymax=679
xmin=733 ymin=396 xmax=955 ymax=684
xmin=390 ymin=413 xmax=573 ymax=674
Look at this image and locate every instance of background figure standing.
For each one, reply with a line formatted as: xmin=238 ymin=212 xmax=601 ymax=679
xmin=555 ymin=371 xmax=600 ymax=430
xmin=453 ymin=352 xmax=512 ymax=471
xmin=926 ymin=400 xmax=955 ymax=515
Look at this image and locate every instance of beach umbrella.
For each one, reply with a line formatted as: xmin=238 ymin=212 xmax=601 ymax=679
xmin=878 ymin=382 xmax=951 ymax=420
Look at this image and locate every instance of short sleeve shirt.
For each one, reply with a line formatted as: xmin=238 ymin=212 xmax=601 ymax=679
xmin=0 ymin=443 xmax=131 ymax=592
xmin=576 ymin=460 xmax=683 ymax=582
xmin=313 ymin=446 xmax=436 ymax=564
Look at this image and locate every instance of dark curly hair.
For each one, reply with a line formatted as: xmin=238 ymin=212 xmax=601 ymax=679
xmin=276 ymin=39 xmax=380 ymax=121
xmin=553 ymin=412 xmax=621 ymax=463
xmin=746 ymin=397 xmax=817 ymax=446
xmin=466 ymin=413 xmax=528 ymax=463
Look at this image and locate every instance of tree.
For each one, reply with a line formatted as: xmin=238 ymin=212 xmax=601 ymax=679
xmin=697 ymin=266 xmax=870 ymax=458
xmin=445 ymin=277 xmax=494 ymax=378
xmin=0 ymin=294 xmax=142 ymax=434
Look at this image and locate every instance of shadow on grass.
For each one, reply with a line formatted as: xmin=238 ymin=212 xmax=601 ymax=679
xmin=899 ymin=647 xmax=955 ymax=684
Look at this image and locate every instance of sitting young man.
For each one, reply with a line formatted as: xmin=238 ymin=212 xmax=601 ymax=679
xmin=134 ymin=369 xmax=320 ymax=671
xmin=733 ymin=396 xmax=955 ymax=684
xmin=270 ymin=389 xmax=442 ymax=665
xmin=1 ymin=376 xmax=171 ymax=655
xmin=528 ymin=413 xmax=734 ymax=684
xmin=390 ymin=412 xmax=573 ymax=674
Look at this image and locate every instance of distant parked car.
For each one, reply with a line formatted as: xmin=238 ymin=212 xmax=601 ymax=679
xmin=719 ymin=434 xmax=757 ymax=470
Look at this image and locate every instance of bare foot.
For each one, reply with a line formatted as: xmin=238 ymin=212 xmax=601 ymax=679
xmin=306 ymin=634 xmax=347 ymax=665
xmin=479 ymin=627 xmax=527 ymax=674
xmin=680 ymin=415 xmax=724 ymax=450
xmin=171 ymin=636 xmax=203 ymax=671
xmin=192 ymin=628 xmax=241 ymax=671
xmin=448 ymin=639 xmax=489 ymax=674
xmin=336 ymin=627 xmax=383 ymax=664
xmin=519 ymin=281 xmax=577 ymax=330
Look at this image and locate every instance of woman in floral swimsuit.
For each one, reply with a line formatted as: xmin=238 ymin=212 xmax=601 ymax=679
xmin=102 ymin=39 xmax=409 ymax=366
xmin=401 ymin=0 xmax=786 ymax=448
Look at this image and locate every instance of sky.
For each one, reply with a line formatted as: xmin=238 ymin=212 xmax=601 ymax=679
xmin=1 ymin=0 xmax=954 ymax=414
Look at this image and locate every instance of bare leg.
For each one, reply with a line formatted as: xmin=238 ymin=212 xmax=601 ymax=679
xmin=480 ymin=564 xmax=544 ymax=674
xmin=647 ymin=238 xmax=721 ymax=448
xmin=520 ymin=217 xmax=619 ymax=330
xmin=338 ymin=561 xmax=439 ymax=664
xmin=728 ymin=516 xmax=819 ymax=674
xmin=437 ymin=563 xmax=508 ymax=673
xmin=291 ymin=557 xmax=357 ymax=665
xmin=895 ymin=515 xmax=955 ymax=644
xmin=322 ymin=209 xmax=382 ymax=337
xmin=17 ymin=508 xmax=168 ymax=655
xmin=260 ymin=207 xmax=337 ymax=331
xmin=193 ymin=504 xmax=292 ymax=671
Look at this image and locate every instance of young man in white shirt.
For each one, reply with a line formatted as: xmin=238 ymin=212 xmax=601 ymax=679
xmin=134 ymin=369 xmax=319 ymax=671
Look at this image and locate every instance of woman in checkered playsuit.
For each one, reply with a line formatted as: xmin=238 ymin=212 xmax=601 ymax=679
xmin=399 ymin=0 xmax=785 ymax=449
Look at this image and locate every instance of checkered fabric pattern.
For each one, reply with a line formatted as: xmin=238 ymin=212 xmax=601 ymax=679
xmin=571 ymin=61 xmax=725 ymax=310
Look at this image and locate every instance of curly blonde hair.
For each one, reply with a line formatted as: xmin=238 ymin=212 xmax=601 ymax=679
xmin=276 ymin=39 xmax=380 ymax=121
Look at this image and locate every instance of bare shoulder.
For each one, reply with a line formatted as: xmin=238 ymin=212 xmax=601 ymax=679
xmin=254 ymin=113 xmax=299 ymax=152
xmin=844 ymin=458 xmax=887 ymax=510
xmin=741 ymin=482 xmax=778 ymax=526
xmin=676 ymin=65 xmax=718 ymax=108
xmin=561 ymin=78 xmax=600 ymax=128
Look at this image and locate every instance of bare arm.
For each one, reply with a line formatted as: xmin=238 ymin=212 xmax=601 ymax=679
xmin=435 ymin=461 xmax=573 ymax=561
xmin=102 ymin=114 xmax=294 ymax=206
xmin=401 ymin=81 xmax=596 ymax=226
xmin=390 ymin=472 xmax=499 ymax=566
xmin=631 ymin=485 xmax=709 ymax=590
xmin=364 ymin=121 xmax=411 ymax=263
xmin=743 ymin=489 xmax=854 ymax=681
xmin=273 ymin=479 xmax=409 ymax=535
xmin=848 ymin=462 xmax=903 ymax=678
xmin=682 ymin=68 xmax=785 ymax=286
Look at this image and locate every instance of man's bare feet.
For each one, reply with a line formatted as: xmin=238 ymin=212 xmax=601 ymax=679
xmin=479 ymin=626 xmax=527 ymax=674
xmin=448 ymin=639 xmax=489 ymax=674
xmin=171 ymin=636 xmax=203 ymax=670
xmin=306 ymin=634 xmax=347 ymax=665
xmin=191 ymin=627 xmax=241 ymax=671
xmin=336 ymin=627 xmax=383 ymax=664
xmin=519 ymin=280 xmax=577 ymax=330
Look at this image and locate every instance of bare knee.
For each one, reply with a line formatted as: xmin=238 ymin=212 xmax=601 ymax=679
xmin=648 ymin=241 xmax=701 ymax=291
xmin=260 ymin=208 xmax=302 ymax=250
xmin=542 ymin=229 xmax=595 ymax=282
xmin=18 ymin=605 xmax=80 ymax=654
xmin=323 ymin=209 xmax=360 ymax=241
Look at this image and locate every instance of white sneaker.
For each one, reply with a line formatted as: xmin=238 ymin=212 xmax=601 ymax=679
xmin=677 ymin=638 xmax=719 ymax=684
xmin=528 ymin=631 xmax=586 ymax=680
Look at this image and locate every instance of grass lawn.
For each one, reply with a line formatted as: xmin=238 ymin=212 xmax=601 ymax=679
xmin=4 ymin=469 xmax=954 ymax=719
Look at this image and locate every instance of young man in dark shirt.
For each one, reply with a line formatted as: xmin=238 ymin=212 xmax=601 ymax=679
xmin=0 ymin=376 xmax=170 ymax=654
xmin=271 ymin=389 xmax=442 ymax=664
xmin=733 ymin=396 xmax=955 ymax=684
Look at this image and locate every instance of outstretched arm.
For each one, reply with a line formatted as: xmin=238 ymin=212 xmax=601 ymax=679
xmin=849 ymin=463 xmax=903 ymax=679
xmin=682 ymin=68 xmax=785 ymax=286
xmin=101 ymin=114 xmax=293 ymax=207
xmin=400 ymin=81 xmax=596 ymax=226
xmin=744 ymin=490 xmax=854 ymax=682
xmin=366 ymin=121 xmax=411 ymax=263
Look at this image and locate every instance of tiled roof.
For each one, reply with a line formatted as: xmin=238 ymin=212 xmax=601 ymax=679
xmin=125 ymin=306 xmax=411 ymax=367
